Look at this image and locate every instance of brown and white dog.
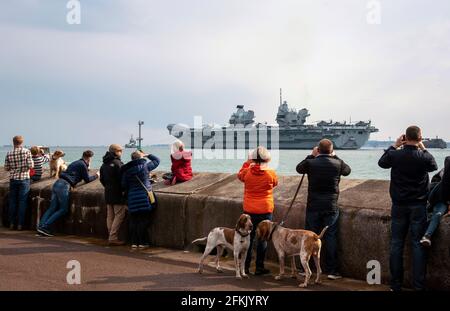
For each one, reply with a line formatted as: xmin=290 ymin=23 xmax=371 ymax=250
xmin=257 ymin=220 xmax=328 ymax=288
xmin=192 ymin=214 xmax=253 ymax=279
xmin=49 ymin=150 xmax=67 ymax=178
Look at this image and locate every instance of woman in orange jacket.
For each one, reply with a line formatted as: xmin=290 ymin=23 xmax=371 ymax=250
xmin=238 ymin=146 xmax=278 ymax=275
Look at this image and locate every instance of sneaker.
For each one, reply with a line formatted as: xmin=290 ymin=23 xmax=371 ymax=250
xmin=254 ymin=268 xmax=271 ymax=276
xmin=420 ymin=236 xmax=431 ymax=247
xmin=327 ymin=273 xmax=343 ymax=280
xmin=245 ymin=268 xmax=250 ymax=275
xmin=138 ymin=244 xmax=149 ymax=249
xmin=37 ymin=227 xmax=54 ymax=237
xmin=131 ymin=244 xmax=138 ymax=250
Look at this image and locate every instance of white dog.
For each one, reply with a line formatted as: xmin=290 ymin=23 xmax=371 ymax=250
xmin=192 ymin=214 xmax=253 ymax=279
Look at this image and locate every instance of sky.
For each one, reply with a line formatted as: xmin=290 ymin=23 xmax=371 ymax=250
xmin=0 ymin=0 xmax=449 ymax=146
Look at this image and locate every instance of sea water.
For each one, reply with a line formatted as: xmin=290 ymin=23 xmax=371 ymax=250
xmin=1 ymin=146 xmax=448 ymax=180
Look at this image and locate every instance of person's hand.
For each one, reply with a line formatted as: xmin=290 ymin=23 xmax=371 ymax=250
xmin=444 ymin=208 xmax=450 ymax=218
xmin=96 ymin=171 xmax=100 ymax=178
xmin=247 ymin=150 xmax=255 ymax=162
xmin=417 ymin=141 xmax=426 ymax=150
xmin=394 ymin=135 xmax=406 ymax=148
xmin=311 ymin=146 xmax=320 ymax=157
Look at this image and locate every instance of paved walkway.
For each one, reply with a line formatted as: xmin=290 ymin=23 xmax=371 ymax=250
xmin=0 ymin=228 xmax=387 ymax=291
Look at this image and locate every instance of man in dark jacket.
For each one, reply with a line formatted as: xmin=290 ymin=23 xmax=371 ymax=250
xmin=378 ymin=126 xmax=438 ymax=291
xmin=296 ymin=139 xmax=351 ymax=280
xmin=100 ymin=144 xmax=126 ymax=246
xmin=37 ymin=150 xmax=99 ymax=237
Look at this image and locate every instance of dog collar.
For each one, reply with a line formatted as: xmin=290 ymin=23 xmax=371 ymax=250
xmin=268 ymin=223 xmax=279 ymax=241
xmin=236 ymin=229 xmax=250 ymax=237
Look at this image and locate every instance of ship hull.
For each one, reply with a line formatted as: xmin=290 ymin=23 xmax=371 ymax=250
xmin=168 ymin=125 xmax=375 ymax=150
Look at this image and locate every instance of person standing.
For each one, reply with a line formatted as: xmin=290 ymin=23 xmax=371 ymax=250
xmin=378 ymin=126 xmax=438 ymax=291
xmin=296 ymin=139 xmax=351 ymax=280
xmin=37 ymin=150 xmax=99 ymax=237
xmin=4 ymin=136 xmax=33 ymax=230
xmin=100 ymin=144 xmax=127 ymax=246
xmin=238 ymin=146 xmax=278 ymax=275
xmin=121 ymin=150 xmax=160 ymax=250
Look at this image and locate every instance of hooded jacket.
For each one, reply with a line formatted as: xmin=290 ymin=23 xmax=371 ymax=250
xmin=429 ymin=156 xmax=450 ymax=206
xmin=171 ymin=151 xmax=193 ymax=182
xmin=238 ymin=160 xmax=278 ymax=214
xmin=121 ymin=154 xmax=160 ymax=214
xmin=100 ymin=151 xmax=124 ymax=205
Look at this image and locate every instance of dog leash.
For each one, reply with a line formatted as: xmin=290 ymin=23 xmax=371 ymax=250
xmin=267 ymin=174 xmax=306 ymax=241
xmin=279 ymin=173 xmax=306 ymax=227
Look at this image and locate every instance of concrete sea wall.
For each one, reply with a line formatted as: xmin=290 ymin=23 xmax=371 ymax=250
xmin=0 ymin=167 xmax=448 ymax=290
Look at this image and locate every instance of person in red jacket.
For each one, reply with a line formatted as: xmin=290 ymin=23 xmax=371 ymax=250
xmin=164 ymin=140 xmax=193 ymax=185
xmin=238 ymin=146 xmax=278 ymax=275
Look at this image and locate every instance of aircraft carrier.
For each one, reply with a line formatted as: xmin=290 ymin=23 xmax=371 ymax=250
xmin=167 ymin=91 xmax=379 ymax=150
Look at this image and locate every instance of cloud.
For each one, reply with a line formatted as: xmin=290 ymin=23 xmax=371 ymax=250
xmin=1 ymin=0 xmax=450 ymax=146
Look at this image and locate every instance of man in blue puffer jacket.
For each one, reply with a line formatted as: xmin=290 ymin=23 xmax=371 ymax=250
xmin=121 ymin=150 xmax=160 ymax=249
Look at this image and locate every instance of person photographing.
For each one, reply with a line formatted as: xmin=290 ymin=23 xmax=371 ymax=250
xmin=378 ymin=125 xmax=438 ymax=291
xmin=296 ymin=139 xmax=351 ymax=280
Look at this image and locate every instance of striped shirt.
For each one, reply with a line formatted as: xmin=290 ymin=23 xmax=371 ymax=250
xmin=32 ymin=154 xmax=50 ymax=177
xmin=4 ymin=147 xmax=34 ymax=180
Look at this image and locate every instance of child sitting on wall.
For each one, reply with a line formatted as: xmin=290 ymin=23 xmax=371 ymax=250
xmin=30 ymin=146 xmax=50 ymax=182
xmin=163 ymin=140 xmax=193 ymax=185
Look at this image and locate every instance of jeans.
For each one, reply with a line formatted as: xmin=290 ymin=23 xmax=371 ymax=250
xmin=8 ymin=179 xmax=31 ymax=226
xmin=39 ymin=179 xmax=71 ymax=230
xmin=425 ymin=202 xmax=448 ymax=237
xmin=129 ymin=211 xmax=151 ymax=246
xmin=305 ymin=209 xmax=340 ymax=274
xmin=390 ymin=203 xmax=427 ymax=291
xmin=245 ymin=213 xmax=273 ymax=271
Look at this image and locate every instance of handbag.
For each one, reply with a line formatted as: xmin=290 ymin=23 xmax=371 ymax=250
xmin=135 ymin=175 xmax=156 ymax=205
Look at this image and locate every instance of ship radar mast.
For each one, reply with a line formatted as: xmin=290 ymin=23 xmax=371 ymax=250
xmin=276 ymin=89 xmax=310 ymax=126
xmin=280 ymin=88 xmax=282 ymax=106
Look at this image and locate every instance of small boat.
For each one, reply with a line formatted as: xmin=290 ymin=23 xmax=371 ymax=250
xmin=125 ymin=135 xmax=137 ymax=148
